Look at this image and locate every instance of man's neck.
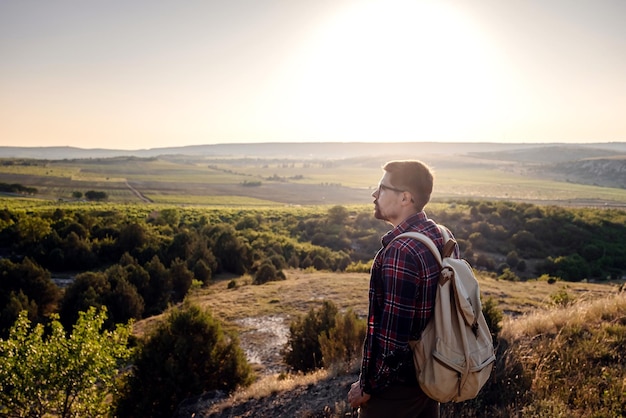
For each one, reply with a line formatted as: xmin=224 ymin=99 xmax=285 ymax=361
xmin=389 ymin=210 xmax=420 ymax=228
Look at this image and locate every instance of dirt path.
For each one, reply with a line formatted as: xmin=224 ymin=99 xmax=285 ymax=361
xmin=235 ymin=315 xmax=290 ymax=375
xmin=125 ymin=181 xmax=152 ymax=203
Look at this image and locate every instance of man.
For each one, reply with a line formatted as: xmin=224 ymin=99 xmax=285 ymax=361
xmin=348 ymin=160 xmax=456 ymax=417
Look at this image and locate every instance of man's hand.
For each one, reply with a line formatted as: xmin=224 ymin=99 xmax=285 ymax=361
xmin=347 ymin=381 xmax=371 ymax=408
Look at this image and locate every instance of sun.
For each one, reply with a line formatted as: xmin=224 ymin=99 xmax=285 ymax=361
xmin=255 ymin=0 xmax=508 ymax=142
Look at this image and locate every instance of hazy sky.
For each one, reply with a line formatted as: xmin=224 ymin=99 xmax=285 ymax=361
xmin=1 ymin=0 xmax=625 ymax=150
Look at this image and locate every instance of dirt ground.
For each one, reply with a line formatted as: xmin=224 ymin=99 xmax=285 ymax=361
xmin=174 ymin=372 xmax=359 ymax=418
xmin=171 ymin=311 xmax=360 ymax=418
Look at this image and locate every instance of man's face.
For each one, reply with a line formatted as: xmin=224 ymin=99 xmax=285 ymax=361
xmin=371 ymin=172 xmax=404 ymax=223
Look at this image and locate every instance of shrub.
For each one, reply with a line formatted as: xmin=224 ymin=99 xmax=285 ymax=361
xmin=498 ymin=267 xmax=519 ymax=282
xmin=345 ymin=260 xmax=372 ymax=273
xmin=312 ymin=255 xmax=329 ymax=271
xmin=319 ymin=309 xmax=366 ymax=371
xmin=116 ymin=302 xmax=252 ymax=418
xmin=482 ymin=297 xmax=503 ymax=342
xmin=554 ymin=254 xmax=588 ymax=282
xmin=253 ymin=262 xmax=281 ymax=285
xmin=193 ymin=259 xmax=212 ymax=284
xmin=550 ymin=288 xmax=575 ymax=307
xmin=0 ymin=308 xmax=132 ymax=418
xmin=283 ymin=300 xmax=338 ymax=372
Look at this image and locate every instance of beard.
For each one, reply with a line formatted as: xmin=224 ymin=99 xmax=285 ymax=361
xmin=373 ymin=202 xmax=385 ymax=221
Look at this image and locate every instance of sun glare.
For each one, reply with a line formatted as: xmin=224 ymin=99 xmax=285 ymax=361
xmin=257 ymin=0 xmax=507 ymax=142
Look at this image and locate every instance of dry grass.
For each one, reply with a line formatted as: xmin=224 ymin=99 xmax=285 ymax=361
xmin=185 ymin=270 xmax=617 ymax=326
xmin=220 ymin=369 xmax=331 ymax=404
xmin=133 ymin=269 xmax=617 ymax=340
xmin=488 ymin=291 xmax=626 ymax=417
xmin=133 ymin=270 xmax=624 ymax=417
xmin=476 ymin=273 xmax=617 ymax=316
xmin=187 ymin=270 xmax=371 ymax=325
xmin=501 ymin=289 xmax=626 ymax=342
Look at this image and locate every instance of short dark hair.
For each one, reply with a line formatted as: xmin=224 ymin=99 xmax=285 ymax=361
xmin=383 ymin=160 xmax=434 ymax=211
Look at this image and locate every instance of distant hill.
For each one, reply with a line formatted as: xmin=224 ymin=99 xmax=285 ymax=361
xmin=1 ymin=141 xmax=624 ymax=160
xmin=541 ymin=156 xmax=626 ymax=189
xmin=467 ymin=144 xmax=624 ymax=164
xmin=1 ymin=142 xmax=624 ymax=194
xmin=463 ymin=143 xmax=626 ymax=189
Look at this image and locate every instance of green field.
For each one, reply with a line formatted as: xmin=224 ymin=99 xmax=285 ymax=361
xmin=1 ymin=155 xmax=625 ymax=207
xmin=434 ymin=169 xmax=626 ymax=203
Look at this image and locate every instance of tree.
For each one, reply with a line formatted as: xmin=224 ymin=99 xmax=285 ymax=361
xmin=165 ymin=230 xmax=196 ymax=264
xmin=0 ymin=257 xmax=60 ymax=336
xmin=117 ymin=222 xmax=148 ymax=255
xmin=327 ymin=205 xmax=349 ymax=225
xmin=155 ymin=208 xmax=180 ymax=227
xmin=116 ymin=302 xmax=252 ymax=418
xmin=169 ymin=258 xmax=194 ymax=302
xmin=59 ymin=271 xmax=109 ymax=329
xmin=84 ymin=190 xmax=108 ymax=201
xmin=193 ymin=259 xmax=212 ymax=285
xmin=105 ymin=265 xmax=145 ymax=326
xmin=15 ymin=215 xmax=51 ymax=246
xmin=312 ymin=255 xmax=329 ymax=270
xmin=554 ymin=253 xmax=588 ymax=281
xmin=0 ymin=308 xmax=132 ymax=418
xmin=143 ymin=255 xmax=172 ymax=315
xmin=506 ymin=251 xmax=520 ymax=268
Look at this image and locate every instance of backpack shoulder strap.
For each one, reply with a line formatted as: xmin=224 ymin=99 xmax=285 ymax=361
xmin=393 ymin=231 xmax=443 ymax=267
xmin=437 ymin=225 xmax=458 ymax=258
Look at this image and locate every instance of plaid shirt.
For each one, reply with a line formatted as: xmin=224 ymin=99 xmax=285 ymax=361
xmin=360 ymin=211 xmax=458 ymax=394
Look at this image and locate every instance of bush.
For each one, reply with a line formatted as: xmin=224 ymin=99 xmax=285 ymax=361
xmin=283 ymin=300 xmax=338 ymax=372
xmin=497 ymin=267 xmax=519 ymax=282
xmin=253 ymin=262 xmax=282 ymax=285
xmin=549 ymin=288 xmax=575 ymax=307
xmin=0 ymin=308 xmax=132 ymax=418
xmin=345 ymin=260 xmax=372 ymax=273
xmin=319 ymin=308 xmax=366 ymax=371
xmin=116 ymin=302 xmax=252 ymax=418
xmin=482 ymin=297 xmax=503 ymax=343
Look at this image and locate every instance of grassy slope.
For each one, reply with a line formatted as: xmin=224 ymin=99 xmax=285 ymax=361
xmin=134 ymin=269 xmax=618 ymax=341
xmin=153 ymin=270 xmax=623 ymax=417
xmin=186 ymin=269 xmax=617 ymax=325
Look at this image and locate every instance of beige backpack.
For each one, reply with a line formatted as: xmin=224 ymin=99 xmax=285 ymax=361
xmin=394 ymin=226 xmax=496 ymax=403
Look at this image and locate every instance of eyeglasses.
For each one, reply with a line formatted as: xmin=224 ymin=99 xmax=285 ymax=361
xmin=373 ymin=183 xmax=415 ymax=203
xmin=375 ymin=183 xmax=405 ymax=193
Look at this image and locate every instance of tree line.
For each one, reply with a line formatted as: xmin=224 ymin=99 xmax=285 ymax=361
xmin=1 ymin=201 xmax=625 ymax=337
xmin=0 ymin=182 xmax=37 ymax=195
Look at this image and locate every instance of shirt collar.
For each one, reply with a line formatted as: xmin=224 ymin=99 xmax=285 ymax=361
xmin=381 ymin=211 xmax=428 ymax=245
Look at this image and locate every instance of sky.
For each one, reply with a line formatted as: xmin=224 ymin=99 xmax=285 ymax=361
xmin=1 ymin=0 xmax=625 ymax=150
